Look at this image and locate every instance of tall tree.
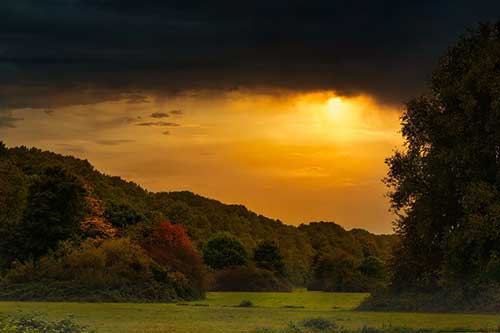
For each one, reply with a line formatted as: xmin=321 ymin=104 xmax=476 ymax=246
xmin=19 ymin=166 xmax=86 ymax=259
xmin=0 ymin=158 xmax=28 ymax=267
xmin=386 ymin=22 xmax=500 ymax=291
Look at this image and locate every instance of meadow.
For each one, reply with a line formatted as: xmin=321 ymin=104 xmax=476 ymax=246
xmin=2 ymin=291 xmax=500 ymax=333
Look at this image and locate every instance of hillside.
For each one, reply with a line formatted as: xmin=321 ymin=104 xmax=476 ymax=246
xmin=0 ymin=143 xmax=396 ymax=287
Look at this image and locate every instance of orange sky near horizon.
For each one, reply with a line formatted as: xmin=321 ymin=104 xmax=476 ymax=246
xmin=0 ymin=89 xmax=403 ymax=234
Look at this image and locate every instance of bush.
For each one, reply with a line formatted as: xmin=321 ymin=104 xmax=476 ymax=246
xmin=238 ymin=300 xmax=254 ymax=307
xmin=301 ymin=318 xmax=337 ymax=331
xmin=0 ymin=238 xmax=181 ymax=302
xmin=210 ymin=266 xmax=292 ymax=292
xmin=358 ymin=283 xmax=500 ymax=313
xmin=0 ymin=312 xmax=94 ymax=333
xmin=252 ymin=318 xmax=338 ymax=333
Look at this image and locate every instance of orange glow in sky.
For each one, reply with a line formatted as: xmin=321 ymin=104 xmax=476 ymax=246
xmin=1 ymin=89 xmax=403 ymax=233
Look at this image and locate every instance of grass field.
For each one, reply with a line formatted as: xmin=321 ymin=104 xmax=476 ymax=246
xmin=1 ymin=291 xmax=500 ymax=333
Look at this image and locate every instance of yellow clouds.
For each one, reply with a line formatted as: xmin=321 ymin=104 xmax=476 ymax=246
xmin=1 ymin=89 xmax=402 ymax=233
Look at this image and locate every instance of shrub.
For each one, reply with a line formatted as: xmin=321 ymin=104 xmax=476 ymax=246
xmin=0 ymin=312 xmax=94 ymax=333
xmin=210 ymin=266 xmax=292 ymax=292
xmin=301 ymin=318 xmax=337 ymax=331
xmin=0 ymin=238 xmax=180 ymax=302
xmin=358 ymin=283 xmax=500 ymax=313
xmin=238 ymin=300 xmax=254 ymax=307
xmin=203 ymin=233 xmax=248 ymax=270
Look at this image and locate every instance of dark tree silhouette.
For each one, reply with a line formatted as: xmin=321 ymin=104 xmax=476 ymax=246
xmin=386 ymin=22 xmax=500 ymax=292
xmin=19 ymin=166 xmax=86 ymax=259
xmin=253 ymin=241 xmax=286 ymax=276
xmin=203 ymin=233 xmax=247 ymax=270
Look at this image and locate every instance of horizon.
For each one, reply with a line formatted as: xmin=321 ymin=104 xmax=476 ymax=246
xmin=2 ymin=1 xmax=500 ymax=234
xmin=1 ymin=91 xmax=401 ymax=234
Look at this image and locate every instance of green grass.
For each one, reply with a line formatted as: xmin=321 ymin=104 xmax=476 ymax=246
xmin=1 ymin=291 xmax=500 ymax=333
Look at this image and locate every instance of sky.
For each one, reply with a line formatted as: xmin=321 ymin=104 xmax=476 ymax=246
xmin=1 ymin=1 xmax=500 ymax=233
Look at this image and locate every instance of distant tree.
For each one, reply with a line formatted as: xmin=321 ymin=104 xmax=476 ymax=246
xmin=203 ymin=233 xmax=247 ymax=270
xmin=385 ymin=22 xmax=500 ymax=291
xmin=359 ymin=255 xmax=385 ymax=280
xmin=253 ymin=241 xmax=286 ymax=276
xmin=105 ymin=202 xmax=145 ymax=227
xmin=0 ymin=141 xmax=6 ymax=156
xmin=308 ymin=253 xmax=362 ymax=292
xmin=18 ymin=166 xmax=86 ymax=259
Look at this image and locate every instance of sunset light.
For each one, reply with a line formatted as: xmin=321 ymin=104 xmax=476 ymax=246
xmin=2 ymin=2 xmax=499 ymax=328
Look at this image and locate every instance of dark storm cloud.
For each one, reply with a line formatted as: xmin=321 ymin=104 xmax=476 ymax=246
xmin=1 ymin=0 xmax=500 ymax=112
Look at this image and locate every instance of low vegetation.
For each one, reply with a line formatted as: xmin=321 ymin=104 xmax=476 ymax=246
xmin=0 ymin=312 xmax=93 ymax=333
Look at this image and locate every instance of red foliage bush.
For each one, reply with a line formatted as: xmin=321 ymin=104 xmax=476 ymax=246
xmin=140 ymin=221 xmax=207 ymax=298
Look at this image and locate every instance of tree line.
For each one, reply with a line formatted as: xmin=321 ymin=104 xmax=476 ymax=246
xmin=0 ymin=142 xmax=394 ymax=301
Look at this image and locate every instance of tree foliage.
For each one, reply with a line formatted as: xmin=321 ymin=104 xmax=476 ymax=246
xmin=385 ymin=22 xmax=500 ymax=292
xmin=203 ymin=233 xmax=248 ymax=270
xmin=253 ymin=241 xmax=286 ymax=276
xmin=1 ymin=238 xmax=181 ymax=302
xmin=138 ymin=221 xmax=207 ymax=298
xmin=0 ymin=159 xmax=27 ymax=267
xmin=18 ymin=166 xmax=86 ymax=260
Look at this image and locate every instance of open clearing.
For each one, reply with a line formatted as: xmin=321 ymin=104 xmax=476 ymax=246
xmin=1 ymin=291 xmax=500 ymax=333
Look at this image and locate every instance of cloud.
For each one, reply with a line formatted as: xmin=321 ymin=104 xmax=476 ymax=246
xmin=162 ymin=131 xmax=170 ymax=135
xmin=93 ymin=139 xmax=135 ymax=146
xmin=126 ymin=94 xmax=149 ymax=104
xmin=0 ymin=113 xmax=22 ymax=128
xmin=0 ymin=0 xmax=500 ymax=114
xmin=136 ymin=121 xmax=180 ymax=127
xmin=55 ymin=143 xmax=86 ymax=154
xmin=169 ymin=110 xmax=183 ymax=115
xmin=151 ymin=112 xmax=170 ymax=118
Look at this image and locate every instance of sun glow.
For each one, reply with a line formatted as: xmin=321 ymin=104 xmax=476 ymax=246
xmin=326 ymin=96 xmax=345 ymax=116
xmin=3 ymin=89 xmax=402 ymax=232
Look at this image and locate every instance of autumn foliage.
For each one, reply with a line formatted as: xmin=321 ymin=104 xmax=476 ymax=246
xmin=140 ymin=221 xmax=207 ymax=298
